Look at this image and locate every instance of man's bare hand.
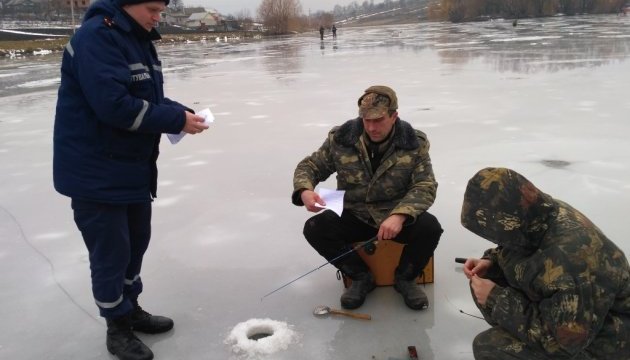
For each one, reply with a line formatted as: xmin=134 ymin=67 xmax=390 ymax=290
xmin=300 ymin=190 xmax=326 ymax=213
xmin=378 ymin=214 xmax=406 ymax=240
xmin=463 ymin=258 xmax=492 ymax=279
xmin=182 ymin=111 xmax=209 ymax=134
xmin=470 ymin=274 xmax=496 ymax=306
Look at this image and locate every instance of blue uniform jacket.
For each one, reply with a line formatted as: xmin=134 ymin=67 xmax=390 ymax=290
xmin=54 ymin=0 xmax=187 ymax=203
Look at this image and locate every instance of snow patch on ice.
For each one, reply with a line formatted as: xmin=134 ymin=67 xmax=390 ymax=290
xmin=302 ymin=123 xmax=332 ymax=127
xmin=185 ymin=160 xmax=208 ymax=166
xmin=33 ymin=49 xmax=53 ymax=56
xmin=13 ymin=78 xmax=60 ymax=88
xmin=154 ymin=196 xmax=181 ymax=207
xmin=158 ymin=180 xmax=174 ymax=186
xmin=225 ymin=318 xmax=299 ymax=358
xmin=33 ymin=232 xmax=68 ymax=240
xmin=491 ymin=35 xmax=562 ymax=42
xmin=0 ymin=72 xmax=27 ymax=78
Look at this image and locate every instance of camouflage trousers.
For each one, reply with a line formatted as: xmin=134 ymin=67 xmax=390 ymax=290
xmin=470 ymin=281 xmax=594 ymax=360
xmin=473 ymin=326 xmax=593 ymax=360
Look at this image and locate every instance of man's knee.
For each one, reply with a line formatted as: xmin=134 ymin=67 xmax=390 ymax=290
xmin=473 ymin=327 xmax=535 ymax=360
xmin=302 ymin=210 xmax=337 ymax=242
xmin=418 ymin=212 xmax=443 ymax=239
xmin=473 ymin=328 xmax=499 ymax=360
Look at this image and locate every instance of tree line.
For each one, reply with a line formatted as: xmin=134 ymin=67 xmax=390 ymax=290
xmin=429 ymin=0 xmax=626 ymax=22
xmin=332 ymin=0 xmax=428 ymax=21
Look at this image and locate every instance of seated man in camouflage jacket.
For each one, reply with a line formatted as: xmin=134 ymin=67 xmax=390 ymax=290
xmin=461 ymin=167 xmax=630 ymax=359
xmin=291 ymin=85 xmax=443 ymax=310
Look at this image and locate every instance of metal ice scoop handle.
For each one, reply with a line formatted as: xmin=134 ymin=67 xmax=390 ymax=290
xmin=313 ymin=305 xmax=371 ymax=320
xmin=328 ymin=308 xmax=372 ymax=320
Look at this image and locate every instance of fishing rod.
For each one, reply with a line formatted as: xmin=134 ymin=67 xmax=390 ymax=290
xmin=260 ymin=236 xmax=378 ymax=301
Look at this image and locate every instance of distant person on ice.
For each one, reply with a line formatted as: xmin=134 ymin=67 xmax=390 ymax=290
xmin=460 ymin=167 xmax=630 ymax=360
xmin=332 ymin=24 xmax=337 ymax=39
xmin=292 ymin=85 xmax=443 ymax=310
xmin=319 ymin=25 xmax=325 ymax=40
xmin=53 ymin=0 xmax=208 ymax=359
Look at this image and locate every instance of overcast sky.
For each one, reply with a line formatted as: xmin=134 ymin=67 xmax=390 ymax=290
xmin=185 ymin=0 xmax=357 ymax=16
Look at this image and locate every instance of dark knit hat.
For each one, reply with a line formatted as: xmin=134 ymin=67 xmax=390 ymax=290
xmin=115 ymin=0 xmax=170 ymax=7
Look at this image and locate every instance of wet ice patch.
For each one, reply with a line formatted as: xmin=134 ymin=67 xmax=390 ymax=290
xmin=225 ymin=318 xmax=299 ymax=358
xmin=541 ymin=159 xmax=571 ymax=169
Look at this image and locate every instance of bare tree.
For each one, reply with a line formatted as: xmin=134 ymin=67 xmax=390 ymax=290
xmin=168 ymin=0 xmax=184 ymax=12
xmin=310 ymin=10 xmax=334 ymax=29
xmin=257 ymin=0 xmax=303 ymax=34
xmin=235 ymin=8 xmax=254 ymax=31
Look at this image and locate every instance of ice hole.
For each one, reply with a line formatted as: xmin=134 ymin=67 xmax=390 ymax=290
xmin=246 ymin=324 xmax=275 ymax=340
xmin=225 ymin=318 xmax=299 ymax=357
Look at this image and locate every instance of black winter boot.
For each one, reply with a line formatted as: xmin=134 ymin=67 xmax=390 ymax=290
xmin=106 ymin=314 xmax=154 ymax=360
xmin=130 ymin=300 xmax=174 ymax=334
xmin=394 ymin=264 xmax=429 ymax=310
xmin=340 ymin=265 xmax=376 ymax=309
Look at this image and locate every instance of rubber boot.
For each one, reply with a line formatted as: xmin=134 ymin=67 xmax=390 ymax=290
xmin=106 ymin=314 xmax=154 ymax=360
xmin=339 ymin=265 xmax=376 ymax=309
xmin=394 ymin=264 xmax=429 ymax=310
xmin=130 ymin=299 xmax=174 ymax=334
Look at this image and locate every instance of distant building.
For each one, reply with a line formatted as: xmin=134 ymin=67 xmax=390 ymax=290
xmin=185 ymin=10 xmax=221 ymax=30
xmin=161 ymin=11 xmax=189 ymax=27
xmin=4 ymin=0 xmax=87 ymax=18
xmin=221 ymin=18 xmax=240 ymax=31
xmin=63 ymin=0 xmax=90 ymax=11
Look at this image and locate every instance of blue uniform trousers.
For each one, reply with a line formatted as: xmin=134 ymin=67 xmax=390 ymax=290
xmin=71 ymin=199 xmax=151 ymax=318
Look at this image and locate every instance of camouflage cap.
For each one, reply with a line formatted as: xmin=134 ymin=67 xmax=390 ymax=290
xmin=358 ymin=85 xmax=398 ymax=119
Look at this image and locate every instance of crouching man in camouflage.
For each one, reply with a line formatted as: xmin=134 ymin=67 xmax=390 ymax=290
xmin=291 ymin=85 xmax=443 ymax=310
xmin=461 ymin=167 xmax=630 ymax=359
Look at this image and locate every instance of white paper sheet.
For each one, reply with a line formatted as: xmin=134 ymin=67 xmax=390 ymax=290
xmin=314 ymin=187 xmax=345 ymax=216
xmin=167 ymin=108 xmax=214 ymax=145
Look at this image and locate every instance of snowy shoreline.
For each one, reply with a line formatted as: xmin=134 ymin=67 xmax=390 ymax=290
xmin=0 ymin=28 xmax=265 ymax=58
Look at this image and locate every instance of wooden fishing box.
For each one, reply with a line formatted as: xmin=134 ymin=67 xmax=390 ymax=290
xmin=342 ymin=240 xmax=434 ymax=287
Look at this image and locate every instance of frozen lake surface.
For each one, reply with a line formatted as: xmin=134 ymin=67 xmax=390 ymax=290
xmin=1 ymin=14 xmax=630 ymax=360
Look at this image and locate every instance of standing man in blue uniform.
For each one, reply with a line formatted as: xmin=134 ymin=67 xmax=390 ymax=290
xmin=53 ymin=0 xmax=209 ymax=359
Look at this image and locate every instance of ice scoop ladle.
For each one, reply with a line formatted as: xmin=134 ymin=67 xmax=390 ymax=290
xmin=313 ymin=305 xmax=371 ymax=320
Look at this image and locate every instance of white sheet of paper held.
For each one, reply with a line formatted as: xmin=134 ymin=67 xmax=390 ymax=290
xmin=167 ymin=108 xmax=214 ymax=145
xmin=314 ymin=187 xmax=345 ymax=216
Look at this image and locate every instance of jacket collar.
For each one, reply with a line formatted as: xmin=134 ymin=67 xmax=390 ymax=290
xmin=115 ymin=8 xmax=162 ymax=40
xmin=333 ymin=117 xmax=420 ymax=150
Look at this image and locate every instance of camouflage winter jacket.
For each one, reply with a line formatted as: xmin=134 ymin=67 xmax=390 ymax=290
xmin=461 ymin=167 xmax=630 ymax=359
xmin=292 ymin=117 xmax=437 ymax=227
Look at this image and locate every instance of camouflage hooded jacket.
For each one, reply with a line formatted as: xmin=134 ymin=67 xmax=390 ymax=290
xmin=292 ymin=117 xmax=437 ymax=227
xmin=461 ymin=167 xmax=630 ymax=358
